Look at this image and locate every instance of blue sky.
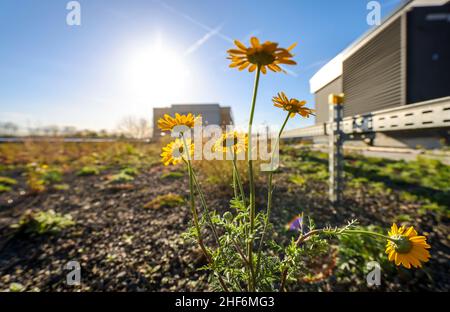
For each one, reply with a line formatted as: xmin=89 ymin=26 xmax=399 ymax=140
xmin=0 ymin=0 xmax=402 ymax=132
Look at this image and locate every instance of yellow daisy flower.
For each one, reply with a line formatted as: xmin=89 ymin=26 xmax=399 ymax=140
xmin=385 ymin=223 xmax=431 ymax=269
xmin=227 ymin=37 xmax=297 ymax=74
xmin=157 ymin=113 xmax=200 ymax=132
xmin=160 ymin=138 xmax=194 ymax=166
xmin=213 ymin=131 xmax=248 ymax=155
xmin=272 ymin=92 xmax=314 ymax=118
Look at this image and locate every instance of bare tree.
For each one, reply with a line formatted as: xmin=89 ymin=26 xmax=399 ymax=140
xmin=47 ymin=125 xmax=60 ymax=137
xmin=0 ymin=121 xmax=19 ymax=136
xmin=42 ymin=126 xmax=52 ymax=137
xmin=98 ymin=129 xmax=109 ymax=137
xmin=62 ymin=126 xmax=77 ymax=137
xmin=117 ymin=116 xmax=152 ymax=139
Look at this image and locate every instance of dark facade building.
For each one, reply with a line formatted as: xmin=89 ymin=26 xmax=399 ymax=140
xmin=310 ymin=0 xmax=450 ymax=148
xmin=153 ymin=104 xmax=233 ymax=138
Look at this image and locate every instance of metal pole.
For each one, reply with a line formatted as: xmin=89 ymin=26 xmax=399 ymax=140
xmin=328 ymin=94 xmax=344 ymax=204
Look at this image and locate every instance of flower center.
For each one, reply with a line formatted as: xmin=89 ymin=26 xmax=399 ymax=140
xmin=174 ymin=145 xmax=184 ymax=157
xmin=391 ymin=235 xmax=413 ymax=254
xmin=248 ymin=51 xmax=275 ymax=66
xmin=223 ymin=136 xmax=239 ymax=148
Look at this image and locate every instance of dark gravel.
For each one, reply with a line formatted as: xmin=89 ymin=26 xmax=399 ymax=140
xmin=0 ymin=165 xmax=210 ymax=291
xmin=0 ymin=162 xmax=448 ymax=292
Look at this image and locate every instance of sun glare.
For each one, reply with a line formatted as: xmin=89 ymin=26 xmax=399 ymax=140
xmin=125 ymin=41 xmax=189 ymax=105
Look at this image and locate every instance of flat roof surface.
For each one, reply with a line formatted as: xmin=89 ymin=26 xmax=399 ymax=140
xmin=154 ymin=104 xmax=230 ymax=110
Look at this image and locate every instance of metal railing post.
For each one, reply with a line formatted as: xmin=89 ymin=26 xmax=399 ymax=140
xmin=328 ymin=94 xmax=345 ymax=204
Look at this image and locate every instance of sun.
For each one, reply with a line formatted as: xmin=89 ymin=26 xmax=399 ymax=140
xmin=124 ymin=40 xmax=189 ymax=105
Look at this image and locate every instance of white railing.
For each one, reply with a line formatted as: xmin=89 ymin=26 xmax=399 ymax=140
xmin=282 ymin=124 xmax=325 ymax=138
xmin=281 ymin=96 xmax=450 ymax=138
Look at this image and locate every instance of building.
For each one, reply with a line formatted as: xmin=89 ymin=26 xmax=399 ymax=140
xmin=153 ymin=104 xmax=233 ymax=138
xmin=309 ymin=0 xmax=450 ymax=149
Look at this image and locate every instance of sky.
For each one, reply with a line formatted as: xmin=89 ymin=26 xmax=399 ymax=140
xmin=0 ymin=0 xmax=403 ymax=132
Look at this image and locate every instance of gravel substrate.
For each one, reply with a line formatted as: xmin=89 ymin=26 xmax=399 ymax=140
xmin=0 ymin=166 xmax=210 ymax=291
xmin=0 ymin=163 xmax=448 ymax=291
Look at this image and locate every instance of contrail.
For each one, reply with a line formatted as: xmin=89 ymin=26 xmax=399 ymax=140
xmin=281 ymin=66 xmax=299 ymax=78
xmin=299 ymin=59 xmax=330 ymax=72
xmin=156 ymin=0 xmax=233 ymax=43
xmin=184 ymin=24 xmax=224 ymax=56
xmin=157 ymin=0 xmax=299 ymax=77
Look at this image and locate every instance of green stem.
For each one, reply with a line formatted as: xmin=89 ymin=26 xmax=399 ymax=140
xmin=186 ymin=159 xmax=200 ymax=238
xmin=179 ymin=135 xmax=220 ymax=245
xmin=232 ymin=152 xmax=246 ymax=204
xmin=246 ymin=65 xmax=261 ymax=291
xmin=272 ymin=112 xmax=291 ymax=167
xmin=180 ymin=137 xmax=228 ymax=292
xmin=342 ymin=230 xmax=394 ymax=242
xmin=190 ymin=165 xmax=221 ymax=247
xmin=179 ymin=136 xmax=201 ymax=245
xmin=180 ymin=136 xmax=197 ymax=231
xmin=232 ymin=162 xmax=238 ymax=199
xmin=256 ymin=112 xmax=290 ymax=282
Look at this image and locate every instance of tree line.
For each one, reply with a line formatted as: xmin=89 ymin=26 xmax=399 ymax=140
xmin=0 ymin=116 xmax=152 ymax=139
